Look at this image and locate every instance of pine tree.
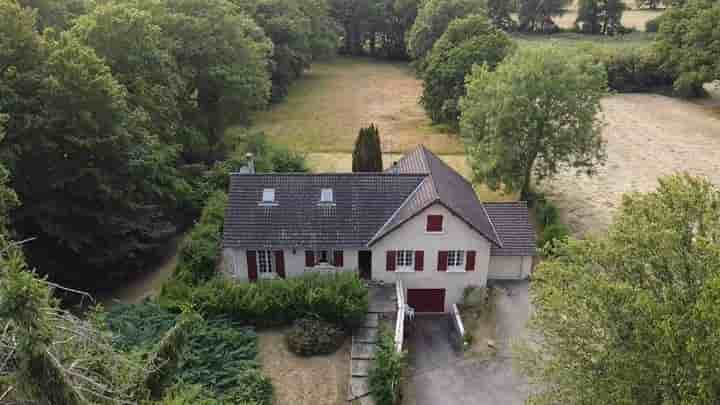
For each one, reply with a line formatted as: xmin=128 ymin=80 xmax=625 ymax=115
xmin=352 ymin=124 xmax=383 ymax=172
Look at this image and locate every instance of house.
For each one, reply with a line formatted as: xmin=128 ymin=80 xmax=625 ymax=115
xmin=222 ymin=146 xmax=536 ymax=313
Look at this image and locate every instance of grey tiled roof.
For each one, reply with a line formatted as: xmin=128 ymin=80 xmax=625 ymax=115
xmin=223 ymin=146 xmax=535 ymax=257
xmin=371 ymin=146 xmax=503 ymax=246
xmin=485 ymin=202 xmax=537 ymax=256
xmin=223 ymin=173 xmax=425 ymax=249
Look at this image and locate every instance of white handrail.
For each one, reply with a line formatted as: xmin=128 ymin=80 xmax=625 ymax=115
xmin=394 ymin=280 xmax=406 ymax=353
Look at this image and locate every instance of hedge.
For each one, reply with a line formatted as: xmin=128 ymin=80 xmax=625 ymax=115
xmin=174 ymin=190 xmax=228 ymax=284
xmin=161 ymin=272 xmax=369 ymax=329
xmin=369 ymin=327 xmax=406 ymax=405
xmin=583 ymin=46 xmax=676 ymax=93
xmin=285 ymin=318 xmax=345 ymax=356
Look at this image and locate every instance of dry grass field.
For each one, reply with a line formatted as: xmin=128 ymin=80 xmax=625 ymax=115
xmin=249 ymin=56 xmax=720 ymax=236
xmin=553 ymin=8 xmax=663 ymax=30
xmin=248 ymin=58 xmax=464 ymax=155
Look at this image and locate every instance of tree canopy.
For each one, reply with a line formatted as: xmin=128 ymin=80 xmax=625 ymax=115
xmin=460 ymin=47 xmax=607 ymax=200
xmin=405 ymin=0 xmax=481 ymax=64
xmin=421 ymin=14 xmax=514 ymax=126
xmin=518 ymin=0 xmax=571 ymax=32
xmin=576 ymin=0 xmax=627 ymax=35
xmin=656 ymin=0 xmax=720 ymax=97
xmin=521 ymin=174 xmax=720 ymax=404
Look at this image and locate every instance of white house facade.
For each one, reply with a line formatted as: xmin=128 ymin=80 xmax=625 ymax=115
xmin=222 ymin=146 xmax=536 ymax=313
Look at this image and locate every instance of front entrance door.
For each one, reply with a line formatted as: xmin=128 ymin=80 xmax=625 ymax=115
xmin=359 ymin=250 xmax=372 ymax=280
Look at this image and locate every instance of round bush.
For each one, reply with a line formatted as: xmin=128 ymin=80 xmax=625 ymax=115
xmin=285 ymin=318 xmax=345 ymax=356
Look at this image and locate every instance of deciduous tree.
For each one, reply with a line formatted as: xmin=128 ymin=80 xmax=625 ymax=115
xmin=519 ymin=174 xmax=720 ymax=404
xmin=517 ymin=0 xmax=571 ymax=32
xmin=406 ymin=0 xmax=481 ymax=65
xmin=576 ymin=0 xmax=627 ymax=35
xmin=421 ymin=14 xmax=514 ymax=126
xmin=460 ymin=47 xmax=607 ymax=200
xmin=656 ymin=0 xmax=720 ymax=97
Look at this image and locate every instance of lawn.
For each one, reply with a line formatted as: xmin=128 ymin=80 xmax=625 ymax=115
xmin=245 ymin=57 xmax=464 ymax=155
xmin=513 ymin=31 xmax=655 ymax=50
xmin=258 ymin=329 xmax=350 ymax=405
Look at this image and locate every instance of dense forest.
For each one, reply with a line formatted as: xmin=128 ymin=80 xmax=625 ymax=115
xmin=1 ymin=0 xmax=718 ymax=292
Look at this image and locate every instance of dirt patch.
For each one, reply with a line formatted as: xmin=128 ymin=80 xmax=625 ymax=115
xmin=542 ymin=93 xmax=720 ymax=236
xmin=258 ymin=328 xmax=350 ymax=405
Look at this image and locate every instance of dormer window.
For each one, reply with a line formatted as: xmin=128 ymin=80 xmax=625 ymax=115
xmin=262 ymin=188 xmax=275 ymax=203
xmin=320 ymin=188 xmax=333 ymax=203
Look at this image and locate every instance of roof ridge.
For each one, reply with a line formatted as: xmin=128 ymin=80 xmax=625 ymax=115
xmin=231 ymin=172 xmax=428 ymax=177
xmin=417 ymin=145 xmax=440 ymax=195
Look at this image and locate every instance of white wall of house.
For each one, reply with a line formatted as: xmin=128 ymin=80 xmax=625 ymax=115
xmin=488 ymin=255 xmax=533 ymax=280
xmin=222 ymin=247 xmax=360 ymax=280
xmin=370 ymin=203 xmax=492 ymax=312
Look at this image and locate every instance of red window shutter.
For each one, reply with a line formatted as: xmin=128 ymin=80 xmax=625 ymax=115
xmin=247 ymin=251 xmax=258 ymax=281
xmin=427 ymin=215 xmax=444 ymax=232
xmin=275 ymin=251 xmax=286 ymax=278
xmin=414 ymin=251 xmax=424 ymax=271
xmin=334 ymin=250 xmax=344 ymax=267
xmin=466 ymin=251 xmax=476 ymax=271
xmin=305 ymin=251 xmax=315 ymax=267
xmin=386 ymin=251 xmax=396 ymax=271
xmin=437 ymin=251 xmax=448 ymax=271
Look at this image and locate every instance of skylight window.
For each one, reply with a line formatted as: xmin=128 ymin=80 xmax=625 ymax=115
xmin=320 ymin=188 xmax=333 ymax=203
xmin=262 ymin=188 xmax=275 ymax=203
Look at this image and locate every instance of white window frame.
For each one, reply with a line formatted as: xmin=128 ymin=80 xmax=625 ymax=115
xmin=396 ymin=250 xmax=414 ymax=272
xmin=447 ymin=250 xmax=465 ymax=272
xmin=256 ymin=250 xmax=276 ymax=278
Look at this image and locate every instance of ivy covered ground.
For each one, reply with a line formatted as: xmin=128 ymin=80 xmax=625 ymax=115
xmin=105 ymin=302 xmax=273 ymax=404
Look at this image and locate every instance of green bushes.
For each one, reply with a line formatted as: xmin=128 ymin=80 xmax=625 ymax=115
xmin=285 ymin=318 xmax=345 ymax=356
xmin=645 ymin=15 xmax=661 ymax=32
xmin=162 ymin=272 xmax=368 ymax=329
xmin=174 ymin=191 xmax=228 ymax=285
xmin=369 ymin=327 xmax=406 ymax=405
xmin=581 ymin=46 xmax=676 ymax=93
xmin=534 ymin=196 xmax=570 ymax=253
xmin=106 ymin=303 xmax=270 ymax=403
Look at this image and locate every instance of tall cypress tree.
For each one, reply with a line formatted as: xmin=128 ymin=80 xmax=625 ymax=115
xmin=352 ymin=124 xmax=383 ymax=172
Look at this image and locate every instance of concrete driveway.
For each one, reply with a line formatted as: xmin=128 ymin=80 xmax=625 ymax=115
xmin=403 ymin=281 xmax=531 ymax=405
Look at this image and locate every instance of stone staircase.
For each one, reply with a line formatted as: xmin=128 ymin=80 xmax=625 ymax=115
xmin=348 ymin=313 xmax=380 ymax=404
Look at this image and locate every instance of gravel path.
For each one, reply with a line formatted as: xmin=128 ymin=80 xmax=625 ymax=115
xmin=543 ymin=93 xmax=720 ymax=236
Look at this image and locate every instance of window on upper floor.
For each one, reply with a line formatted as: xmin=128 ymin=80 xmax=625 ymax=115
xmin=426 ymin=215 xmax=444 ymax=232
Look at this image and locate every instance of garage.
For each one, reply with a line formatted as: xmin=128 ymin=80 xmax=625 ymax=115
xmin=407 ymin=289 xmax=445 ymax=313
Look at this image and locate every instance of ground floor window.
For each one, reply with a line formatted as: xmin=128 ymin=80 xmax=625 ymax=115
xmin=257 ymin=250 xmax=275 ymax=274
xmin=396 ymin=250 xmax=414 ymax=270
xmin=447 ymin=250 xmax=465 ymax=269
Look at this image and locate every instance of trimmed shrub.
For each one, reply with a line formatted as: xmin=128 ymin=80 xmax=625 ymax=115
xmin=369 ymin=327 xmax=406 ymax=405
xmin=645 ymin=15 xmax=661 ymax=32
xmin=164 ymin=272 xmax=368 ymax=329
xmin=285 ymin=318 xmax=345 ymax=356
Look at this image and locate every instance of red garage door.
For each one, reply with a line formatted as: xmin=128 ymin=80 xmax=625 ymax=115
xmin=407 ymin=289 xmax=445 ymax=313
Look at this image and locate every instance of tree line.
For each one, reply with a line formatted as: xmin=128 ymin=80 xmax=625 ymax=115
xmin=0 ymin=0 xmax=333 ymax=289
